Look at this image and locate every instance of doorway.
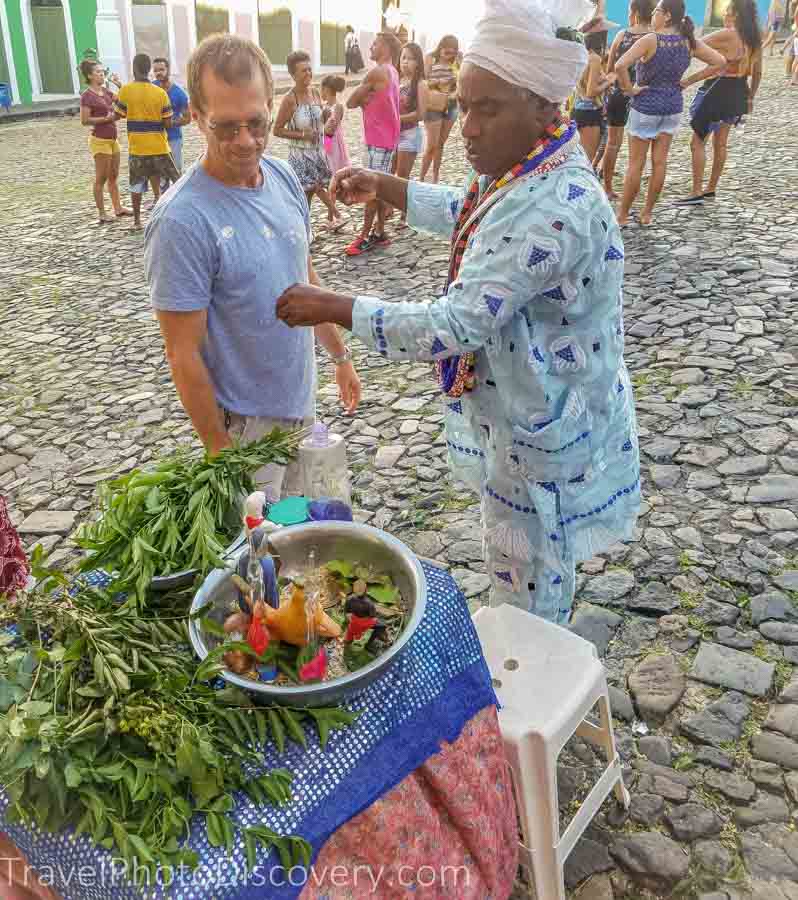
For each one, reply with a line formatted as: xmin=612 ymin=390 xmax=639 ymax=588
xmin=30 ymin=0 xmax=73 ymax=94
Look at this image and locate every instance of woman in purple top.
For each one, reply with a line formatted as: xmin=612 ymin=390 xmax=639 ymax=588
xmin=614 ymin=0 xmax=724 ymax=226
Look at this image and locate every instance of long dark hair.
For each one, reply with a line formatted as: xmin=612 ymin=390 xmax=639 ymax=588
xmin=585 ymin=31 xmax=608 ymax=54
xmin=630 ymin=0 xmax=655 ymax=24
xmin=401 ymin=42 xmax=425 ymax=110
xmin=659 ymin=0 xmax=696 ymax=48
xmin=432 ymin=34 xmax=458 ymax=63
xmin=729 ymin=0 xmax=763 ymax=52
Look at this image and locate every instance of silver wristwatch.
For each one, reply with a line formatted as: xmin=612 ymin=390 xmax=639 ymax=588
xmin=330 ymin=347 xmax=352 ymax=365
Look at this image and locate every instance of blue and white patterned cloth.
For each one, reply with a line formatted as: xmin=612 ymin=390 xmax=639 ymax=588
xmin=0 ymin=565 xmax=496 ymax=900
xmin=352 ymin=148 xmax=641 ymax=622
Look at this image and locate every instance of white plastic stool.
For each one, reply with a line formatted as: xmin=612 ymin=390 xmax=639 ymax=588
xmin=473 ymin=604 xmax=630 ymax=900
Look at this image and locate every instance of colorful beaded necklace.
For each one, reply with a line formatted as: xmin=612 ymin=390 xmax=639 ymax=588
xmin=436 ymin=117 xmax=578 ymax=398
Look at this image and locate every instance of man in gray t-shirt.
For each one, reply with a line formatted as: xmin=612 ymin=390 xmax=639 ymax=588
xmin=144 ymin=35 xmax=360 ymax=498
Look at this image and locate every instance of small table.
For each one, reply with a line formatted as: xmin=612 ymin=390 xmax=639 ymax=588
xmin=1 ymin=565 xmax=518 ymax=900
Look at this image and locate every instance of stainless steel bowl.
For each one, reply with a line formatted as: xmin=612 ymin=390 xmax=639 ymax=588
xmin=188 ymin=522 xmax=427 ymax=707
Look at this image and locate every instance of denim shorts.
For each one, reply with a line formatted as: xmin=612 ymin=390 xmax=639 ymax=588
xmin=628 ymin=108 xmax=682 ymax=140
xmin=425 ymin=100 xmax=458 ymax=123
xmin=397 ymin=125 xmax=423 ymax=154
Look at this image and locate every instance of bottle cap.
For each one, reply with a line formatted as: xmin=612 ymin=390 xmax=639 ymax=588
xmin=310 ymin=421 xmax=329 ymax=447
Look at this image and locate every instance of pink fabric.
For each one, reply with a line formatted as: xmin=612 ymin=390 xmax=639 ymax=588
xmin=363 ymin=64 xmax=400 ymax=151
xmin=0 ymin=710 xmax=516 ymax=900
xmin=299 ymin=705 xmax=518 ymax=900
xmin=324 ymin=103 xmax=351 ymax=175
xmin=0 ymin=834 xmax=61 ymax=900
xmin=0 ymin=496 xmax=28 ymax=600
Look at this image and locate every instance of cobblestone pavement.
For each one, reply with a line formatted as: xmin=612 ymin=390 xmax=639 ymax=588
xmin=2 ymin=60 xmax=798 ymax=899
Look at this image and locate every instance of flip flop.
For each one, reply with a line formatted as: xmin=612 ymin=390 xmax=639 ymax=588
xmin=115 ymin=208 xmax=133 ymax=218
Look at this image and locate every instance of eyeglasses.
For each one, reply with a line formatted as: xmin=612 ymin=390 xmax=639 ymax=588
xmin=207 ymin=114 xmax=271 ymax=141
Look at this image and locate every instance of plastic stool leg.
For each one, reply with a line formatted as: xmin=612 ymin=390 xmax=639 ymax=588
xmin=597 ymin=691 xmax=630 ymax=809
xmin=521 ymin=754 xmax=566 ymax=900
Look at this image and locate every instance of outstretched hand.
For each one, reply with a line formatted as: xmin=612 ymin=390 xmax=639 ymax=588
xmin=329 ymin=167 xmax=379 ymax=207
xmin=276 ymin=284 xmax=332 ymax=328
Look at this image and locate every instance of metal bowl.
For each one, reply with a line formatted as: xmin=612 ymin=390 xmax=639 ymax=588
xmin=188 ymin=522 xmax=427 ymax=707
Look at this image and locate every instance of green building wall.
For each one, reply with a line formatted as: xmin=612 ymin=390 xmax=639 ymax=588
xmin=2 ymin=0 xmax=97 ymax=106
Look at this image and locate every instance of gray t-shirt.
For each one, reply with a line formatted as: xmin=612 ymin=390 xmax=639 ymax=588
xmin=144 ymin=156 xmax=316 ymax=419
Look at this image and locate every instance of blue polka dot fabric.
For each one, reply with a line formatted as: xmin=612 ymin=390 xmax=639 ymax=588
xmin=0 ymin=565 xmax=497 ymax=900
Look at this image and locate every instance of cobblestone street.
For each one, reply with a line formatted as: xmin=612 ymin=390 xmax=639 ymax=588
xmin=2 ymin=59 xmax=798 ymax=899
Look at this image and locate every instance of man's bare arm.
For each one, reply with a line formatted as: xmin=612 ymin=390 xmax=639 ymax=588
xmin=156 ymin=309 xmax=230 ymax=455
xmin=346 ymin=68 xmax=386 ymax=109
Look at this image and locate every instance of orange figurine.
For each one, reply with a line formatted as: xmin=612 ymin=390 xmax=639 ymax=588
xmin=263 ymin=580 xmax=342 ymax=647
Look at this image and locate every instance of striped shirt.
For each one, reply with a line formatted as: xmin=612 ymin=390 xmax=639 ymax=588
xmin=114 ymin=80 xmax=172 ymax=156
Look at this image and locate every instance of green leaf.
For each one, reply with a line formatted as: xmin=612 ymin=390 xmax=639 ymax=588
xmin=0 ymin=679 xmax=25 ymax=712
xmin=214 ymin=686 xmax=253 ymax=707
xmin=367 ymin=583 xmax=400 ymax=605
xmin=127 ymin=833 xmax=155 ymax=863
xmin=325 ymin=559 xmax=355 ymax=578
xmin=244 ymin=831 xmax=258 ymax=872
xmin=64 ymin=762 xmax=83 ymax=788
xmin=279 ymin=708 xmax=307 ymax=750
xmin=268 ymin=709 xmax=285 ymax=754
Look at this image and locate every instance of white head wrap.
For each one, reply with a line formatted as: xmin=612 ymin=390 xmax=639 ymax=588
xmin=464 ymin=0 xmax=592 ymax=104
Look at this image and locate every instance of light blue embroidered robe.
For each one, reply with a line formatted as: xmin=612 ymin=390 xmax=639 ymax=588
xmin=352 ymin=149 xmax=640 ymax=621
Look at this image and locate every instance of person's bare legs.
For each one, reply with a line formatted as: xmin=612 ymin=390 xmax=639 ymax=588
xmin=373 ymin=199 xmax=389 ymax=237
xmin=395 ymin=150 xmax=418 ymax=224
xmin=578 ymin=125 xmax=602 ymax=170
xmin=108 ymin=152 xmax=131 ymax=216
xmin=150 ymin=175 xmax=162 ymax=203
xmin=689 ymin=130 xmax=708 ymax=197
xmin=131 ymin=191 xmax=144 ymax=228
xmin=640 ymin=132 xmax=673 ymax=225
xmin=316 ymin=185 xmax=340 ymax=226
xmin=602 ymin=125 xmax=625 ymax=199
xmin=360 ymin=200 xmax=378 ymax=240
xmin=420 ymin=119 xmax=442 ymax=182
xmin=92 ymin=153 xmax=112 ymax=222
xmin=617 ymin=135 xmax=649 ymax=226
xmin=434 ymin=116 xmax=457 ymax=184
xmin=706 ymin=124 xmax=731 ymax=194
xmin=762 ymin=28 xmax=776 ymax=55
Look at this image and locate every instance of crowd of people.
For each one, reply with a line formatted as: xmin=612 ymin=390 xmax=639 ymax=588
xmin=566 ymin=0 xmax=771 ymax=227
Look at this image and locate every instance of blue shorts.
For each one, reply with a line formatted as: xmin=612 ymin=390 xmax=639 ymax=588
xmin=425 ymin=100 xmax=458 ymax=123
xmin=628 ymin=108 xmax=682 ymax=140
xmin=397 ymin=125 xmax=423 ymax=154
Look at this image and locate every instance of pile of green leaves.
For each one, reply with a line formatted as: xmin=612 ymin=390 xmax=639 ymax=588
xmin=75 ymin=430 xmax=302 ymax=607
xmin=0 ymin=550 xmax=357 ymax=886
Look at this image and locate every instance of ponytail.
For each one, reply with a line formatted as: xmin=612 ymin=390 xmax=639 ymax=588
xmin=680 ymin=14 xmax=696 ymax=49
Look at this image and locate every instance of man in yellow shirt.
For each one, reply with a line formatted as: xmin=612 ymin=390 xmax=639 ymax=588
xmin=114 ymin=53 xmax=179 ymax=228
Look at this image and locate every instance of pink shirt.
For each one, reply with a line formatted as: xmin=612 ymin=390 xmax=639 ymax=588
xmin=363 ymin=64 xmax=400 ymax=151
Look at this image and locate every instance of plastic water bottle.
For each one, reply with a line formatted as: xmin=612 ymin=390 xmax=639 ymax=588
xmin=298 ymin=422 xmax=352 ymax=508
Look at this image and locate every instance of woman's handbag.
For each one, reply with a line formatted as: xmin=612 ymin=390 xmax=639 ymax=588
xmin=426 ymin=89 xmax=450 ymax=113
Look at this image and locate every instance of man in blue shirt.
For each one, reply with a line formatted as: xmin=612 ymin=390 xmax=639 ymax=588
xmin=144 ymin=35 xmax=360 ymax=501
xmin=153 ymin=57 xmax=190 ymax=184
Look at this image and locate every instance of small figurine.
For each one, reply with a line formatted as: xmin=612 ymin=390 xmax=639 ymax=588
xmin=263 ymin=580 xmax=342 ymax=647
xmin=344 ymin=595 xmax=387 ymax=651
